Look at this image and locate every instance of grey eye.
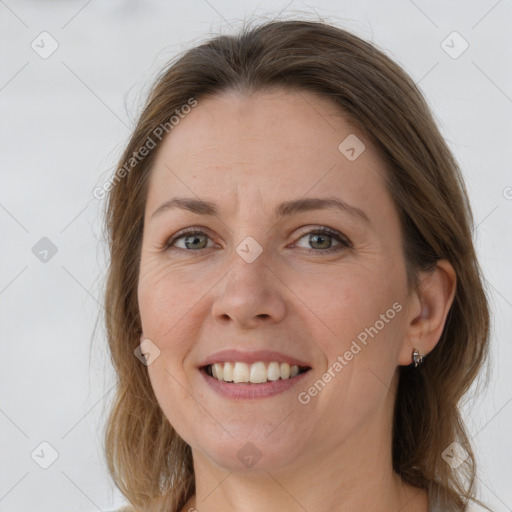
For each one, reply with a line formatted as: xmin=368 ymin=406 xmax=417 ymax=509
xmin=170 ymin=231 xmax=212 ymax=250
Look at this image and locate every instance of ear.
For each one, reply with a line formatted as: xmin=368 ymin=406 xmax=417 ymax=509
xmin=398 ymin=259 xmax=457 ymax=366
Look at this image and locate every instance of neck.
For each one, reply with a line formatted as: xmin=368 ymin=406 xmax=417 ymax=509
xmin=186 ymin=452 xmax=427 ymax=512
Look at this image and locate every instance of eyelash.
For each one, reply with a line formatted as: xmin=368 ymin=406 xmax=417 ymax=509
xmin=163 ymin=226 xmax=352 ymax=255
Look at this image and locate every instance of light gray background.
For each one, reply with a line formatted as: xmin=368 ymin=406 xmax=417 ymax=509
xmin=1 ymin=1 xmax=511 ymax=511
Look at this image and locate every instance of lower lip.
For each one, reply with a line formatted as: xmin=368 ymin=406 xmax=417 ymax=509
xmin=199 ymin=368 xmax=311 ymax=399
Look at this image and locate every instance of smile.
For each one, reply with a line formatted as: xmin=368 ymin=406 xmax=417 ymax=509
xmin=203 ymin=361 xmax=310 ymax=383
xmin=198 ymin=349 xmax=312 ymax=398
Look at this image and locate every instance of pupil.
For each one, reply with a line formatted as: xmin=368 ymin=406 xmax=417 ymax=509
xmin=185 ymin=234 xmax=206 ymax=249
xmin=311 ymin=233 xmax=330 ymax=249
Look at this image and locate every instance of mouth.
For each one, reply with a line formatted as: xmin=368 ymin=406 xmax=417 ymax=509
xmin=201 ymin=361 xmax=311 ymax=384
xmin=198 ymin=349 xmax=312 ymax=399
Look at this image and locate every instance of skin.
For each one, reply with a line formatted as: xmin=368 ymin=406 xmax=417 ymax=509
xmin=137 ymin=88 xmax=456 ymax=512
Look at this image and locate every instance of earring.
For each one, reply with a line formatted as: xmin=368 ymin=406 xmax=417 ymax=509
xmin=411 ymin=348 xmax=423 ymax=367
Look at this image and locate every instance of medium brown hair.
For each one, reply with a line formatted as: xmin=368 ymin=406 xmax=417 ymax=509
xmin=102 ymin=18 xmax=491 ymax=512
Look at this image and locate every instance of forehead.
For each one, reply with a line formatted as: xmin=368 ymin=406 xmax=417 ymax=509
xmin=152 ymin=88 xmax=364 ymax=168
xmin=146 ymin=89 xmax=390 ymax=219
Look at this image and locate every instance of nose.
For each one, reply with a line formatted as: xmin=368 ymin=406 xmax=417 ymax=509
xmin=211 ymin=249 xmax=287 ymax=329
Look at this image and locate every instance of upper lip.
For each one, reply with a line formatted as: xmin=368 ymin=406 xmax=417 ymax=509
xmin=199 ymin=349 xmax=312 ymax=368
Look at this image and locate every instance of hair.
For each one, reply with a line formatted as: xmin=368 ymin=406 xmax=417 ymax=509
xmin=102 ymin=17 xmax=491 ymax=512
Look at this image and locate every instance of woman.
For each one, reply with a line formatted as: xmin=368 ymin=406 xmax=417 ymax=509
xmin=102 ymin=19 xmax=491 ymax=512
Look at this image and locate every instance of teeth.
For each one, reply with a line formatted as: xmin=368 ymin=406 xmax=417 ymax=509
xmin=280 ymin=362 xmax=290 ymax=379
xmin=233 ymin=362 xmax=249 ymax=383
xmin=223 ymin=362 xmax=234 ymax=382
xmin=267 ymin=362 xmax=280 ymax=381
xmin=207 ymin=361 xmax=305 ymax=383
xmin=250 ymin=362 xmax=267 ymax=383
xmin=213 ymin=363 xmax=224 ymax=380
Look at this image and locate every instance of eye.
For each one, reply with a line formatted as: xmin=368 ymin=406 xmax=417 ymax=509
xmin=165 ymin=228 xmax=217 ymax=251
xmin=292 ymin=226 xmax=351 ymax=254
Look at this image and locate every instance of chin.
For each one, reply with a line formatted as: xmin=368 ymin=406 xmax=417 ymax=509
xmin=193 ymin=431 xmax=306 ymax=472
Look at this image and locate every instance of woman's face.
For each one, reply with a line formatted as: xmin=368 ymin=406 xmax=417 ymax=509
xmin=138 ymin=88 xmax=415 ymax=471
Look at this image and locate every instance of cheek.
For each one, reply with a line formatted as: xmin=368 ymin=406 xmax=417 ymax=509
xmin=138 ymin=257 xmax=199 ymax=336
xmin=137 ymin=262 xmax=201 ymax=390
xmin=296 ymin=271 xmax=404 ymax=436
xmin=293 ymin=264 xmax=407 ymax=413
xmin=139 ymin=262 xmax=208 ymax=442
xmin=146 ymin=358 xmax=205 ymax=449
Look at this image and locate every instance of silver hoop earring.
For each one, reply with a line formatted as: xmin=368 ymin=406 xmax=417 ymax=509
xmin=412 ymin=348 xmax=423 ymax=367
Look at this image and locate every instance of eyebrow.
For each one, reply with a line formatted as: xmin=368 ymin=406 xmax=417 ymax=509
xmin=150 ymin=196 xmax=371 ymax=225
